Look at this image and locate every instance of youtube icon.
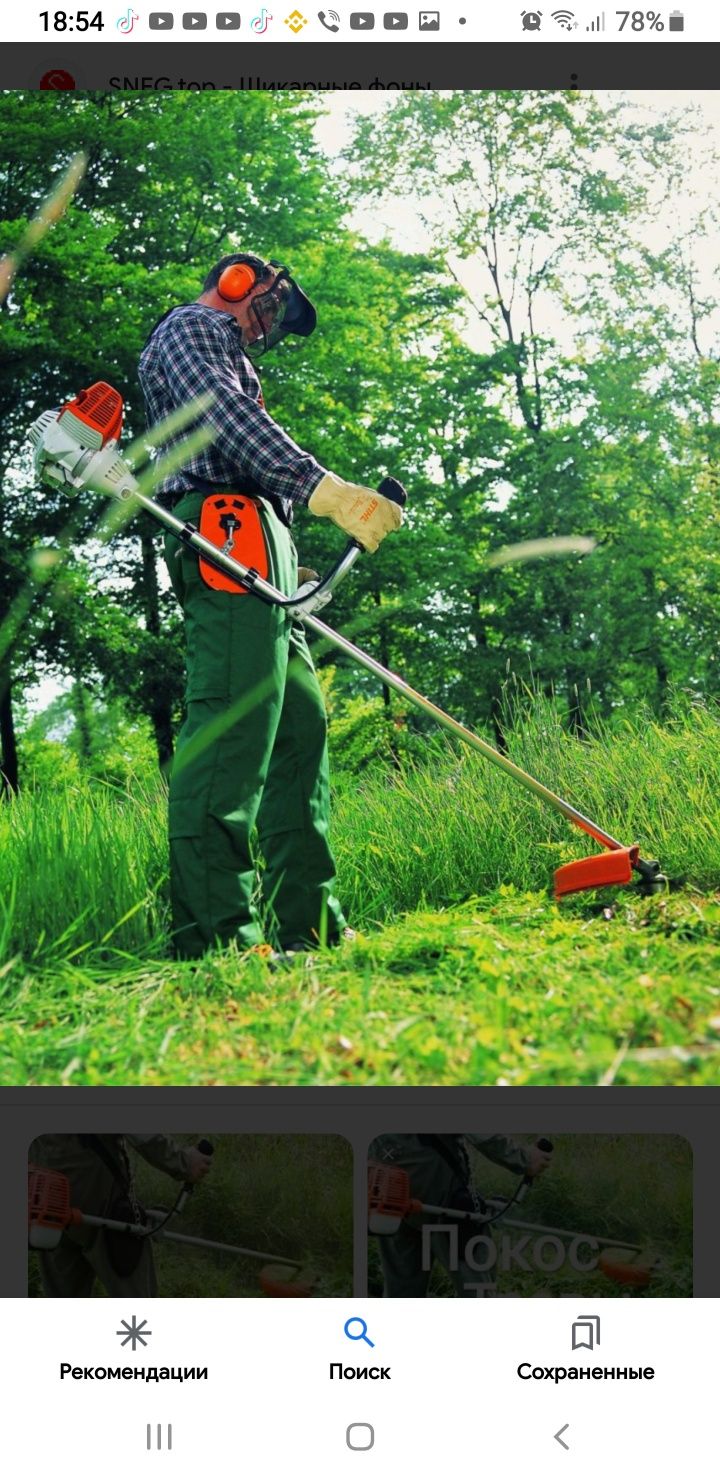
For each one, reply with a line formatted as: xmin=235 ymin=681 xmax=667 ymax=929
xmin=350 ymin=12 xmax=375 ymax=27
xmin=384 ymin=11 xmax=409 ymax=26
xmin=182 ymin=11 xmax=207 ymax=27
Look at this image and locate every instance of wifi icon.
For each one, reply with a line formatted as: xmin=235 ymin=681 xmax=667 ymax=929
xmin=551 ymin=8 xmax=576 ymax=26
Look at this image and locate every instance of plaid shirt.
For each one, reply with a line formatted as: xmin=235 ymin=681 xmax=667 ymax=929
xmin=138 ymin=302 xmax=326 ymax=524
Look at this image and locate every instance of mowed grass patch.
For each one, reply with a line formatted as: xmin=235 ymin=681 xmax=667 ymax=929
xmin=2 ymin=890 xmax=718 ymax=1086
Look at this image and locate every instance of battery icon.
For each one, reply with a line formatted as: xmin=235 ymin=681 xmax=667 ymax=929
xmin=668 ymin=9 xmax=684 ymax=28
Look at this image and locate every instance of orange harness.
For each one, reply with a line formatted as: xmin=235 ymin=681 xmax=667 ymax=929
xmin=198 ymin=494 xmax=269 ymax=593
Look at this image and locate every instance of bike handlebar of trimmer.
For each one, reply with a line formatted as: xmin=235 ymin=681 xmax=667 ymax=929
xmin=176 ymin=1139 xmax=214 ymax=1215
xmin=376 ymin=476 xmax=409 ymax=508
xmin=269 ymin=475 xmax=409 ymax=612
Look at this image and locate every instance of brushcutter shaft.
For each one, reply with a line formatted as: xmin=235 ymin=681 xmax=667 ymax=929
xmin=375 ymin=1193 xmax=643 ymax=1251
xmin=150 ymin=1229 xmax=300 ymax=1265
xmin=482 ymin=1206 xmax=644 ymax=1250
xmin=63 ymin=1208 xmax=301 ymax=1265
xmin=301 ymin=614 xmax=625 ymax=853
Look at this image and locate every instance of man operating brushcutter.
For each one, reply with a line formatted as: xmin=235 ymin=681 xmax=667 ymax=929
xmin=139 ymin=253 xmax=402 ymax=960
xmin=369 ymin=1133 xmax=552 ymax=1297
xmin=28 ymin=1134 xmax=212 ymax=1298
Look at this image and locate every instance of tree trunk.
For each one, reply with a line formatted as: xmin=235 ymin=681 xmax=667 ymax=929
xmin=71 ymin=678 xmax=94 ymax=762
xmin=140 ymin=526 xmax=174 ymax=771
xmin=0 ymin=670 xmax=19 ymax=796
xmin=151 ymin=697 xmax=175 ymax=774
xmin=641 ymin=567 xmax=670 ymax=716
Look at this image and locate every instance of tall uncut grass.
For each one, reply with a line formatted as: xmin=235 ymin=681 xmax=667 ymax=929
xmin=2 ymin=698 xmax=719 ymax=964
xmin=333 ymin=696 xmax=720 ymax=925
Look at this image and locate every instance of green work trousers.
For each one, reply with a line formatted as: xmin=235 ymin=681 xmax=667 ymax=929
xmin=38 ymin=1233 xmax=157 ymax=1299
xmin=164 ymin=491 xmax=347 ymax=959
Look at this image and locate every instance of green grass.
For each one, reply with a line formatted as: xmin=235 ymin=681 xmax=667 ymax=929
xmin=2 ymin=700 xmax=719 ymax=1086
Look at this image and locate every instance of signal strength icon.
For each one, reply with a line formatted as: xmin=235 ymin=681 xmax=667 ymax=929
xmin=551 ymin=9 xmax=576 ymax=27
xmin=586 ymin=10 xmax=605 ymax=27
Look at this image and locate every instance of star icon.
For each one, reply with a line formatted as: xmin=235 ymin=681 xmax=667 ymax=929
xmin=116 ymin=1315 xmax=152 ymax=1350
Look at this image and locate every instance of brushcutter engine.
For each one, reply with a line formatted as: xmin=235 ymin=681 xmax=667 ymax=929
xmin=28 ymin=1166 xmax=82 ymax=1250
xmin=29 ymin=383 xmax=138 ymax=501
xmin=368 ymin=1140 xmax=554 ymax=1237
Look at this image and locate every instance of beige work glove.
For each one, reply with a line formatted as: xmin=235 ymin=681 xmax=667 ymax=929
xmin=308 ymin=472 xmax=403 ymax=554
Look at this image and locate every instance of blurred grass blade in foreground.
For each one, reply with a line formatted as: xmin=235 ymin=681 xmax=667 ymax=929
xmin=0 ymin=152 xmax=87 ymax=304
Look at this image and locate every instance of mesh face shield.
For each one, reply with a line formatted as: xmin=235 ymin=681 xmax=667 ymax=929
xmin=248 ymin=263 xmax=317 ymax=356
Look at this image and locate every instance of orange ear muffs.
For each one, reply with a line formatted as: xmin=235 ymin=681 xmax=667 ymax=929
xmin=217 ymin=261 xmax=258 ymax=302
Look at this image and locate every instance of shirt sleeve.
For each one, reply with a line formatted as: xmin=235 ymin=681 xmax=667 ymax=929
xmin=464 ymin=1134 xmax=531 ymax=1175
xmin=160 ymin=310 xmax=326 ymax=507
xmin=127 ymin=1134 xmax=192 ymax=1181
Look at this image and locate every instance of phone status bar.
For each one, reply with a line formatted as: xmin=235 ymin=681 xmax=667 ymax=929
xmin=11 ymin=6 xmax=713 ymax=42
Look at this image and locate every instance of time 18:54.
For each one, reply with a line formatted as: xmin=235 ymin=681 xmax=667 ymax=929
xmin=39 ymin=11 xmax=105 ymax=28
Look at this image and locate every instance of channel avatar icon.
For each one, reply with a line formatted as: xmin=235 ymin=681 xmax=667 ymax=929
xmin=251 ymin=5 xmax=273 ymax=28
xmin=39 ymin=68 xmax=76 ymax=88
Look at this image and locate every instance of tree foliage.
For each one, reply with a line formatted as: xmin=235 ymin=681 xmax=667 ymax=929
xmin=1 ymin=89 xmax=719 ymax=787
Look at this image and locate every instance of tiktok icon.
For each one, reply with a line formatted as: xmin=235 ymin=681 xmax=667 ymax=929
xmin=251 ymin=7 xmax=273 ymax=30
xmin=116 ymin=7 xmax=139 ymax=31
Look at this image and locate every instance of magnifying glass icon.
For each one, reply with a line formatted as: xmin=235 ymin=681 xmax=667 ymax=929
xmin=344 ymin=1316 xmax=375 ymax=1348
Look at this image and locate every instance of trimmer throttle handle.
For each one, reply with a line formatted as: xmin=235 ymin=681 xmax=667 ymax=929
xmin=378 ymin=476 xmax=408 ymax=507
xmin=177 ymin=1139 xmax=214 ymax=1211
xmin=516 ymin=1138 xmax=554 ymax=1205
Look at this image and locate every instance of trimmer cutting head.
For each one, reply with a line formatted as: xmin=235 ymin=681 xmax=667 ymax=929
xmin=599 ymin=1247 xmax=659 ymax=1288
xmin=259 ymin=1264 xmax=317 ymax=1298
xmin=554 ymin=848 xmax=668 ymax=900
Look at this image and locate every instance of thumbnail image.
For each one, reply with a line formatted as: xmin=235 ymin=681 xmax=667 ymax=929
xmin=368 ymin=1134 xmax=692 ymax=1296
xmin=1 ymin=89 xmax=720 ymax=1090
xmin=28 ymin=1133 xmax=352 ymax=1297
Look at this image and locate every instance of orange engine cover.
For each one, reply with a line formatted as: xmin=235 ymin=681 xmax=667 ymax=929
xmin=61 ymin=382 xmax=124 ymax=448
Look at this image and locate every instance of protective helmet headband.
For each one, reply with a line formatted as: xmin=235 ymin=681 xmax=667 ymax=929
xmin=216 ymin=254 xmax=316 ymax=356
